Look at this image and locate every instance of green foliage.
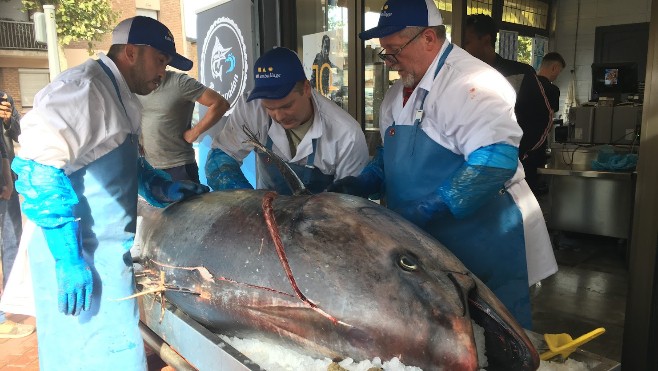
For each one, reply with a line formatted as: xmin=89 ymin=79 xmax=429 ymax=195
xmin=22 ymin=0 xmax=118 ymax=51
xmin=517 ymin=35 xmax=532 ymax=65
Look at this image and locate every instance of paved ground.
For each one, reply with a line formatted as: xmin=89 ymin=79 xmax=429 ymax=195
xmin=0 ymin=314 xmax=38 ymax=370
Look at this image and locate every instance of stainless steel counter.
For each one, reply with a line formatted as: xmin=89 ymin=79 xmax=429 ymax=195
xmin=539 ymin=166 xmax=633 ymax=180
xmin=538 ymin=146 xmax=636 ymax=240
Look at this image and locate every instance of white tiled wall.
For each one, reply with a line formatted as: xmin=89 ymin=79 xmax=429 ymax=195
xmin=551 ymin=0 xmax=652 ymax=118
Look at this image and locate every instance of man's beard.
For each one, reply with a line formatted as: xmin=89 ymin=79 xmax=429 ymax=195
xmin=401 ymin=72 xmax=417 ymax=88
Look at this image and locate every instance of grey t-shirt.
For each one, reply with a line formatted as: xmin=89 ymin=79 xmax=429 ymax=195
xmin=138 ymin=71 xmax=206 ymax=168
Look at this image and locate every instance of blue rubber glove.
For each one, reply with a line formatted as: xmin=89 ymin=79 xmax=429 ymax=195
xmin=205 ymin=148 xmax=253 ymax=191
xmin=138 ymin=157 xmax=209 ymax=207
xmin=12 ymin=157 xmax=92 ymax=315
xmin=399 ymin=194 xmax=450 ymax=227
xmin=42 ymin=221 xmax=93 ymax=316
xmin=150 ymin=178 xmax=210 ymax=203
xmin=326 ymin=146 xmax=384 ymax=199
xmin=327 ymin=174 xmax=381 ymax=198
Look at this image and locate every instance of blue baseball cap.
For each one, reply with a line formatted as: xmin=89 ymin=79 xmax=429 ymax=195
xmin=112 ymin=16 xmax=193 ymax=71
xmin=359 ymin=0 xmax=443 ymax=40
xmin=247 ymin=47 xmax=307 ymax=102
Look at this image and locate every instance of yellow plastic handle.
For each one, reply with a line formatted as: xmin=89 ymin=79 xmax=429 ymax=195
xmin=540 ymin=327 xmax=606 ymax=361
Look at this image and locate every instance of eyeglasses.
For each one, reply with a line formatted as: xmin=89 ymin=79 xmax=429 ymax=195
xmin=378 ymin=28 xmax=426 ymax=64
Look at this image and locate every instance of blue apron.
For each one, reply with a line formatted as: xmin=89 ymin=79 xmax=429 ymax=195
xmin=256 ymin=121 xmax=334 ymax=195
xmin=383 ymin=44 xmax=532 ymax=328
xmin=29 ymin=61 xmax=146 ymax=370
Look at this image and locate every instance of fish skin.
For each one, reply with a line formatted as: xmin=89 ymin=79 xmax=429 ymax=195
xmin=139 ymin=190 xmax=538 ymax=371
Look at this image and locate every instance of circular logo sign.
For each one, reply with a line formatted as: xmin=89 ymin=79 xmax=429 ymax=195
xmin=200 ymin=17 xmax=248 ymax=116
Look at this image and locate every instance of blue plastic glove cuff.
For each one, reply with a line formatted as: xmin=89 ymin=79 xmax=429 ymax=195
xmin=466 ymin=143 xmax=519 ymax=169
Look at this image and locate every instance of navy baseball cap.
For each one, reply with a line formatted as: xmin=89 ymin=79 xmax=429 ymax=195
xmin=112 ymin=16 xmax=192 ymax=71
xmin=359 ymin=0 xmax=443 ymax=40
xmin=247 ymin=47 xmax=307 ymax=102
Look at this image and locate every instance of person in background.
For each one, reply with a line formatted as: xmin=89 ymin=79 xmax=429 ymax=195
xmin=206 ymin=47 xmax=368 ymax=195
xmin=138 ymin=71 xmax=229 ymax=183
xmin=462 ymin=14 xmax=554 ymax=196
xmin=537 ymin=52 xmax=566 ymax=113
xmin=327 ymin=0 xmax=556 ymax=329
xmin=0 ymin=92 xmax=33 ymax=339
xmin=11 ymin=16 xmax=208 ymax=369
xmin=533 ymin=52 xmax=567 ymax=193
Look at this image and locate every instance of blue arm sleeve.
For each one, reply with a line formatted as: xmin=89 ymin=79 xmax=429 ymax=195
xmin=11 ymin=157 xmax=78 ymax=228
xmin=12 ymin=157 xmax=93 ymax=315
xmin=438 ymin=143 xmax=518 ymax=218
xmin=205 ymin=148 xmax=253 ymax=191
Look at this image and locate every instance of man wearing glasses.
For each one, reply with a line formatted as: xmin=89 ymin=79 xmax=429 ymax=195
xmin=327 ymin=0 xmax=556 ymax=330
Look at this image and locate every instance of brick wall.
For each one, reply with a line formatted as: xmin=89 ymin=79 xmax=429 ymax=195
xmin=188 ymin=41 xmax=198 ymax=79
xmin=66 ymin=0 xmax=184 ymax=56
xmin=0 ymin=0 xmax=189 ymax=114
xmin=0 ymin=68 xmax=24 ymax=113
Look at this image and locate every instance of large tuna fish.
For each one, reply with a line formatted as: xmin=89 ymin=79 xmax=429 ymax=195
xmin=136 ymin=128 xmax=539 ymax=370
xmin=138 ymin=190 xmax=539 ymax=370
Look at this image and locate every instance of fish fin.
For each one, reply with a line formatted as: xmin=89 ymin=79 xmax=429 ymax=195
xmin=242 ymin=125 xmax=312 ymax=195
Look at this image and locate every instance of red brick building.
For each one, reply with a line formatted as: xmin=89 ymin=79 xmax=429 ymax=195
xmin=0 ymin=0 xmax=193 ymax=115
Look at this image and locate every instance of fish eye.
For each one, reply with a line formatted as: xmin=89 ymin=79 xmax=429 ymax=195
xmin=397 ymin=253 xmax=419 ymax=272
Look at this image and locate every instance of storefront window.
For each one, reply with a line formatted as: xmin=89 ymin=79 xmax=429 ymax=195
xmin=467 ymin=0 xmax=493 ymax=16
xmin=467 ymin=1 xmax=549 ymax=66
xmin=502 ymin=0 xmax=548 ymax=29
xmin=297 ymin=0 xmax=349 ymax=111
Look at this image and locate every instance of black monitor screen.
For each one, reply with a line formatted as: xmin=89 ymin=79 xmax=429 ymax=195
xmin=591 ymin=62 xmax=638 ymax=98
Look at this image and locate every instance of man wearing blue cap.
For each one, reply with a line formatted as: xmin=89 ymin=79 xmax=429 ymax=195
xmin=11 ymin=16 xmax=208 ymax=369
xmin=205 ymin=47 xmax=368 ymax=195
xmin=327 ymin=0 xmax=556 ymax=329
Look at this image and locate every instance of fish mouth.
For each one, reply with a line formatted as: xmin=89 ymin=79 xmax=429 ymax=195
xmin=432 ymin=261 xmax=539 ymax=370
xmin=466 ymin=281 xmax=540 ymax=371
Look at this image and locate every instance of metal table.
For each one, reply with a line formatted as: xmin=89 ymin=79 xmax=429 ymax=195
xmin=139 ymin=293 xmax=621 ymax=370
xmin=139 ymin=293 xmax=263 ymax=371
xmin=538 ymin=165 xmax=636 ymax=240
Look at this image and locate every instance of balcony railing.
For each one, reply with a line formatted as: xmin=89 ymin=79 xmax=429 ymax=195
xmin=0 ymin=20 xmax=47 ymax=50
